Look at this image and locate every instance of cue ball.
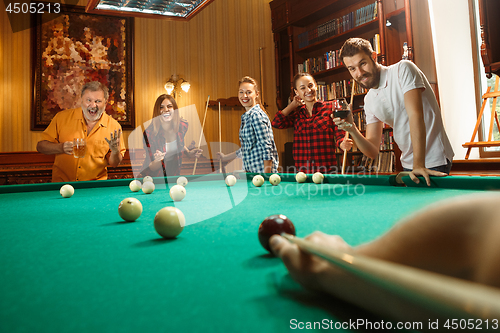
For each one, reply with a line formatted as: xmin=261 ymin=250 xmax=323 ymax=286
xmin=60 ymin=184 xmax=74 ymax=198
xmin=225 ymin=175 xmax=237 ymax=186
xmin=258 ymin=214 xmax=296 ymax=253
xmin=169 ymin=184 xmax=186 ymax=201
xmin=295 ymin=172 xmax=307 ymax=183
xmin=143 ymin=176 xmax=153 ymax=184
xmin=252 ymin=175 xmax=265 ymax=187
xmin=269 ymin=174 xmax=281 ymax=186
xmin=142 ymin=181 xmax=155 ymax=194
xmin=177 ymin=176 xmax=188 ymax=187
xmin=312 ymin=172 xmax=325 ymax=184
xmin=118 ymin=197 xmax=143 ymax=222
xmin=154 ymin=207 xmax=185 ymax=239
xmin=129 ymin=180 xmax=142 ymax=192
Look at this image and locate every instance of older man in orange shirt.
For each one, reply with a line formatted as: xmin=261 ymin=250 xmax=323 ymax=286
xmin=37 ymin=81 xmax=126 ymax=182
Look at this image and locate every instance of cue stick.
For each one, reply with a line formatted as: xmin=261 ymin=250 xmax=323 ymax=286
xmin=341 ymin=81 xmax=356 ymax=175
xmin=259 ymin=47 xmax=265 ymax=104
xmin=281 ymin=233 xmax=500 ymax=322
xmin=193 ymin=95 xmax=210 ymax=175
xmin=219 ymin=102 xmax=222 ymax=173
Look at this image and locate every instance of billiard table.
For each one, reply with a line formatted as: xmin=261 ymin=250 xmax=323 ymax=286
xmin=1 ymin=173 xmax=499 ymax=332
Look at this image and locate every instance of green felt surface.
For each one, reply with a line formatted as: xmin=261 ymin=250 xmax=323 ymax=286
xmin=0 ymin=174 xmax=494 ymax=333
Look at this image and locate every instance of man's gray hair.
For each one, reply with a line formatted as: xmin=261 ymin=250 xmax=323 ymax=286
xmin=81 ymin=81 xmax=109 ymax=100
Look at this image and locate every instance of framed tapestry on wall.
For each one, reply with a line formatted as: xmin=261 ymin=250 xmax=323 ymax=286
xmin=31 ymin=4 xmax=134 ymax=130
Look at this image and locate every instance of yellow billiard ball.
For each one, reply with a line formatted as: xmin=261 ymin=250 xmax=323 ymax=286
xmin=129 ymin=180 xmax=142 ymax=192
xmin=225 ymin=175 xmax=237 ymax=186
xmin=60 ymin=184 xmax=74 ymax=198
xmin=169 ymin=185 xmax=186 ymax=201
xmin=295 ymin=172 xmax=307 ymax=183
xmin=154 ymin=207 xmax=185 ymax=239
xmin=142 ymin=181 xmax=155 ymax=194
xmin=312 ymin=172 xmax=324 ymax=184
xmin=177 ymin=176 xmax=188 ymax=187
xmin=118 ymin=198 xmax=143 ymax=222
xmin=252 ymin=175 xmax=265 ymax=187
xmin=269 ymin=174 xmax=281 ymax=186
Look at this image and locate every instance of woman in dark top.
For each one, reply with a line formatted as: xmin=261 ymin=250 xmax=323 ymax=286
xmin=141 ymin=94 xmax=201 ymax=177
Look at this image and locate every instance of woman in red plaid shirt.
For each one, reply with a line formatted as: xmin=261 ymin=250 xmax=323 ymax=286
xmin=140 ymin=94 xmax=202 ymax=177
xmin=272 ymin=73 xmax=352 ymax=174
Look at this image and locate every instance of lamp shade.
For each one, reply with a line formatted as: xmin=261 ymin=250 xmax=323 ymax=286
xmin=180 ymin=81 xmax=191 ymax=93
xmin=164 ymin=81 xmax=175 ymax=95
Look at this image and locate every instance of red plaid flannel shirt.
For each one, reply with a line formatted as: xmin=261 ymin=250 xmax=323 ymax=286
xmin=272 ymin=100 xmax=345 ymax=173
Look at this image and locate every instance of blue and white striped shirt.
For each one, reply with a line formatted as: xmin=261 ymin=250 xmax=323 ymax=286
xmin=236 ymin=105 xmax=279 ymax=173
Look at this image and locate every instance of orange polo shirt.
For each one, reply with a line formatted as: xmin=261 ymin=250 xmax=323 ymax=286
xmin=40 ymin=108 xmax=126 ymax=182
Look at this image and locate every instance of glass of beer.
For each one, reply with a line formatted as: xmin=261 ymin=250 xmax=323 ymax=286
xmin=333 ymin=98 xmax=350 ymax=119
xmin=73 ymin=138 xmax=86 ymax=158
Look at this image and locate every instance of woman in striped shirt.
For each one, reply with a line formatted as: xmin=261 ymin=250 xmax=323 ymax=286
xmin=218 ymin=76 xmax=278 ymax=173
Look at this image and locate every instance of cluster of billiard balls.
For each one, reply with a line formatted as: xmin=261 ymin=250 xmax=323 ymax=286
xmin=58 ymin=176 xmax=190 ymax=239
xmin=59 ymin=172 xmax=314 ymax=252
xmin=120 ymin=176 xmax=190 ymax=238
xmin=249 ymin=171 xmax=325 ymax=187
xmin=129 ymin=176 xmax=187 ymax=202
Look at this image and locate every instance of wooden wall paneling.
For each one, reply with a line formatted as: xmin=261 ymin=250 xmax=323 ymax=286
xmin=2 ymin=0 xmax=295 ymax=173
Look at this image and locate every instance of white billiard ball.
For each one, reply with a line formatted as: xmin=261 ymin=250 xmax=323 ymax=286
xmin=252 ymin=175 xmax=265 ymax=187
xmin=60 ymin=184 xmax=74 ymax=198
xmin=143 ymin=176 xmax=153 ymax=184
xmin=225 ymin=175 xmax=237 ymax=186
xmin=118 ymin=197 xmax=143 ymax=222
xmin=177 ymin=176 xmax=188 ymax=187
xmin=129 ymin=180 xmax=142 ymax=192
xmin=142 ymin=181 xmax=155 ymax=194
xmin=312 ymin=172 xmax=325 ymax=184
xmin=295 ymin=172 xmax=307 ymax=183
xmin=269 ymin=174 xmax=281 ymax=186
xmin=154 ymin=207 xmax=185 ymax=238
xmin=169 ymin=184 xmax=186 ymax=202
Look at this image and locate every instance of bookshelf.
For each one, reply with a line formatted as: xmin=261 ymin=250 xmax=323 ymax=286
xmin=270 ymin=0 xmax=415 ymax=173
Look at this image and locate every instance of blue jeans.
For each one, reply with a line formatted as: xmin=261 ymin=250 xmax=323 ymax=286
xmin=403 ymin=159 xmax=452 ymax=174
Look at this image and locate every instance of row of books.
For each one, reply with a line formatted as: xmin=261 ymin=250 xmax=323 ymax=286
xmin=297 ymin=34 xmax=381 ymax=75
xmin=298 ymin=56 xmax=326 ymax=75
xmin=297 ymin=1 xmax=378 ymax=49
xmin=297 ymin=49 xmax=342 ymax=74
xmin=352 ymin=109 xmax=367 ymax=132
xmin=316 ymin=80 xmax=367 ymax=101
xmin=359 ymin=151 xmax=395 ymax=173
xmin=355 ymin=2 xmax=378 ymax=27
xmin=379 ymin=129 xmax=394 ymax=150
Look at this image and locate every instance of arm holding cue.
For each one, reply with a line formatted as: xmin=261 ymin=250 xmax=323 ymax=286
xmin=270 ymin=194 xmax=500 ymax=321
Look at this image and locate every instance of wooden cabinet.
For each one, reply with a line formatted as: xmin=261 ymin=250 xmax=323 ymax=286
xmin=478 ymin=0 xmax=500 ymax=77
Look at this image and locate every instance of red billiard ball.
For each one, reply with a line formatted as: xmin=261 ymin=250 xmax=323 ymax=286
xmin=258 ymin=214 xmax=296 ymax=253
